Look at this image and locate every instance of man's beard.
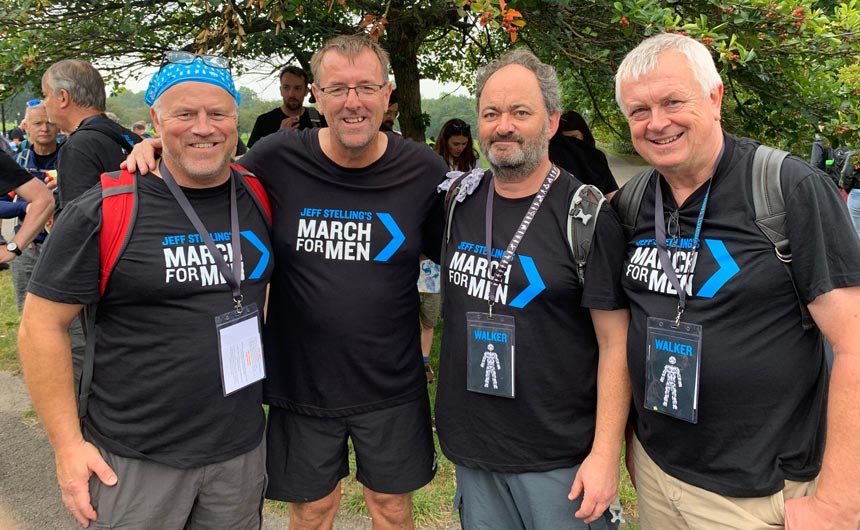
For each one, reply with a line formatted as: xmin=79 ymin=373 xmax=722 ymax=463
xmin=480 ymin=122 xmax=549 ymax=182
xmin=285 ymin=99 xmax=302 ymax=111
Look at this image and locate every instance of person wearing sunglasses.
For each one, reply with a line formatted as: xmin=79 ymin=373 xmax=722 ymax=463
xmin=0 ymin=150 xmax=53 ymax=266
xmin=434 ymin=118 xmax=479 ymax=172
xmin=0 ymin=100 xmax=59 ymax=310
xmin=126 ymin=35 xmax=449 ymax=530
xmin=20 ymin=51 xmax=273 ymax=529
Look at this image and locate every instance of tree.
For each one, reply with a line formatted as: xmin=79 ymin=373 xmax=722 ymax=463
xmin=0 ymin=0 xmax=515 ymax=141
xmin=518 ymin=0 xmax=860 ymax=151
xmin=2 ymin=1 xmax=858 ymax=150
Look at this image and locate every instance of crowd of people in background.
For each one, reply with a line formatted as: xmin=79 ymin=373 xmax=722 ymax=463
xmin=0 ymin=29 xmax=858 ymax=530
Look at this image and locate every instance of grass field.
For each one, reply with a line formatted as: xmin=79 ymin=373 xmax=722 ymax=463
xmin=0 ymin=269 xmax=640 ymax=528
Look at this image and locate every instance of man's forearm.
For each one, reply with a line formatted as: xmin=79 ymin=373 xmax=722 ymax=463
xmin=591 ymin=308 xmax=632 ymax=457
xmin=18 ymin=300 xmax=84 ymax=451
xmin=814 ymin=353 xmax=860 ymax=521
xmin=12 ymin=179 xmax=52 ymax=249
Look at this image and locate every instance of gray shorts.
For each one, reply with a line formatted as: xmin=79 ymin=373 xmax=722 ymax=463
xmin=419 ymin=292 xmax=441 ymax=328
xmin=87 ymin=439 xmax=266 ymax=530
xmin=454 ymin=465 xmax=618 ymax=530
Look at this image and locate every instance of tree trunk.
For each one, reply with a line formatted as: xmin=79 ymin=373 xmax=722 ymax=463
xmin=386 ymin=12 xmax=426 ymax=142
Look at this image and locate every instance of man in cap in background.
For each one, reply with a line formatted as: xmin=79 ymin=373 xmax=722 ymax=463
xmin=19 ymin=51 xmax=273 ymax=529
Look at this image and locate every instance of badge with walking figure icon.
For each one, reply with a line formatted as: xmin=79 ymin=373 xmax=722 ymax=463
xmin=644 ymin=317 xmax=702 ymax=423
xmin=466 ymin=312 xmax=515 ymax=398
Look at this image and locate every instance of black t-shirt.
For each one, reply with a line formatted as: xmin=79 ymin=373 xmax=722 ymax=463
xmin=28 ymin=171 xmax=273 ymax=468
xmin=57 ymin=114 xmax=141 ymax=207
xmin=619 ymin=133 xmax=860 ymax=497
xmin=247 ymin=107 xmax=327 ymax=148
xmin=240 ymin=129 xmax=448 ymax=416
xmin=435 ymin=170 xmax=628 ymax=472
xmin=0 ymin=150 xmax=32 ymax=194
xmin=548 ymin=135 xmax=618 ymax=195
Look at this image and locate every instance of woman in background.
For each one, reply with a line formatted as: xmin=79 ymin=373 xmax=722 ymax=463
xmin=549 ymin=110 xmax=618 ymax=194
xmin=435 ymin=119 xmax=479 ymax=172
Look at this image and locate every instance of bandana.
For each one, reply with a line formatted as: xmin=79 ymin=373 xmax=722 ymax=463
xmin=144 ymin=59 xmax=241 ymax=106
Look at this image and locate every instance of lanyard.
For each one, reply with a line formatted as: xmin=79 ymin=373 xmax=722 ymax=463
xmin=654 ymin=177 xmax=711 ymax=326
xmin=159 ymin=161 xmax=245 ymax=312
xmin=484 ymin=165 xmax=560 ymax=316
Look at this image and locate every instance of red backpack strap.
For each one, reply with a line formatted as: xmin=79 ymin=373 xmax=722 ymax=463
xmin=99 ymin=169 xmax=137 ymax=296
xmin=231 ymin=162 xmax=272 ymax=226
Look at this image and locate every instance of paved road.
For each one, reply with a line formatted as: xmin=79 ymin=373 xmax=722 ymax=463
xmin=605 ymin=151 xmax=648 ymax=186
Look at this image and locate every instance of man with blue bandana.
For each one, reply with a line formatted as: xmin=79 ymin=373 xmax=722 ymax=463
xmin=19 ymin=52 xmax=273 ymax=529
xmin=128 ymin=35 xmax=448 ymax=530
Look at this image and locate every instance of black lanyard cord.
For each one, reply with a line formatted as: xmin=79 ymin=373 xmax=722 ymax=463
xmin=159 ymin=161 xmax=244 ymax=311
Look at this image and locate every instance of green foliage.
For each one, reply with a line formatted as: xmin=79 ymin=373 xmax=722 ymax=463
xmin=3 ymin=0 xmax=857 ymax=157
xmin=422 ymin=95 xmax=478 ymax=140
xmin=520 ymin=0 xmax=860 ymax=152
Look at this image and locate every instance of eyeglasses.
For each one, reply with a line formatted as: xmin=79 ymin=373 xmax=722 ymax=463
xmin=26 ymin=99 xmax=42 ymax=107
xmin=448 ymin=122 xmax=471 ymax=134
xmin=316 ymin=84 xmax=387 ymax=100
xmin=161 ymin=50 xmax=231 ymax=70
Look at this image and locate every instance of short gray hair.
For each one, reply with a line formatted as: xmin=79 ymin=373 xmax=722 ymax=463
xmin=615 ymin=33 xmax=722 ymax=114
xmin=475 ymin=48 xmax=561 ymax=115
xmin=43 ymin=59 xmax=106 ymax=111
xmin=310 ymin=35 xmax=390 ymax=84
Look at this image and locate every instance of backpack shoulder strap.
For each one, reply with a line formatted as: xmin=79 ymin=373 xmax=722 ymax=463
xmin=568 ymin=184 xmax=606 ymax=286
xmin=750 ymin=145 xmax=814 ymax=330
xmin=99 ymin=169 xmax=138 ymax=297
xmin=231 ymin=163 xmax=272 ymax=226
xmin=305 ymin=107 xmax=322 ymax=128
xmin=751 ymin=144 xmax=791 ymax=261
xmin=81 ymin=168 xmax=137 ymax=418
xmin=613 ymin=167 xmax=654 ymax=239
xmin=444 ymin=173 xmax=468 ymax=242
xmin=79 ymin=118 xmax=142 ymax=153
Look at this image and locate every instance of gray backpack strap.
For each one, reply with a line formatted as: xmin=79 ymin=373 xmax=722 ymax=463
xmin=568 ymin=184 xmax=605 ymax=286
xmin=751 ymin=145 xmax=814 ymax=330
xmin=305 ymin=106 xmax=322 ymax=128
xmin=751 ymin=145 xmax=791 ymax=261
xmin=613 ymin=167 xmax=655 ymax=239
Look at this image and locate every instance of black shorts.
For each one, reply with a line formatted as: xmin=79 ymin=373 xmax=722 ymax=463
xmin=265 ymin=398 xmax=437 ymax=502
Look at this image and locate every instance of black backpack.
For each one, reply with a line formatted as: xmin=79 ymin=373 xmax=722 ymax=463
xmin=838 ymin=150 xmax=859 ymax=192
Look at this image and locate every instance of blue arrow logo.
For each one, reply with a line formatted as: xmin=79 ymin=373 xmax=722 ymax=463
xmin=508 ymin=255 xmax=545 ymax=308
xmin=240 ymin=230 xmax=270 ymax=279
xmin=696 ymin=239 xmax=739 ymax=298
xmin=373 ymin=213 xmax=405 ymax=262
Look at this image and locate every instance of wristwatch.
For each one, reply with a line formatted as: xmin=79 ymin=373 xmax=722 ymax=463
xmin=6 ymin=241 xmax=22 ymax=256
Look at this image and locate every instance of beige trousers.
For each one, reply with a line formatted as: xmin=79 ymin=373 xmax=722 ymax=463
xmin=633 ymin=435 xmax=817 ymax=530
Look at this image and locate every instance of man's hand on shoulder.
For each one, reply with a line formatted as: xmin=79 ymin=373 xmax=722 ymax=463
xmin=785 ymin=494 xmax=860 ymax=530
xmin=54 ymin=440 xmax=117 ymax=528
xmin=122 ymin=138 xmax=162 ymax=175
xmin=568 ymin=450 xmax=620 ymax=523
